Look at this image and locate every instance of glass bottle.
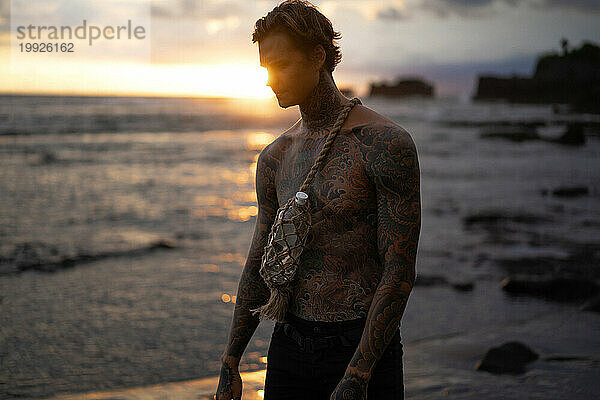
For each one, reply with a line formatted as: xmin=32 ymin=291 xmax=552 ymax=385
xmin=270 ymin=191 xmax=309 ymax=280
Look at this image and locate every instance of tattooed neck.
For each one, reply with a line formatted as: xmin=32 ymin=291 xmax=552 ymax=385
xmin=299 ymin=69 xmax=347 ymax=132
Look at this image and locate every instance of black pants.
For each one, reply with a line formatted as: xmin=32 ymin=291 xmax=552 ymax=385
xmin=264 ymin=312 xmax=404 ymax=399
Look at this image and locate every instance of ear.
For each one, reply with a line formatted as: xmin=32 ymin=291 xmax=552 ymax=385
xmin=310 ymin=45 xmax=326 ymax=71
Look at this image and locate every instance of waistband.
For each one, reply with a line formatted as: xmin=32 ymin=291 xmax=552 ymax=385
xmin=281 ymin=312 xmax=367 ymax=336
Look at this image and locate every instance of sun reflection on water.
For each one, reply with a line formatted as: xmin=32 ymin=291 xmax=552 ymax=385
xmin=229 ymin=206 xmax=258 ymax=221
xmin=193 ymin=194 xmax=258 ymax=221
xmin=246 ymin=132 xmax=276 ymax=151
xmin=210 ymin=253 xmax=245 ymax=264
xmin=220 ymin=294 xmax=237 ymax=304
xmin=232 ymin=191 xmax=257 ymax=203
xmin=201 ymin=264 xmax=219 ymax=272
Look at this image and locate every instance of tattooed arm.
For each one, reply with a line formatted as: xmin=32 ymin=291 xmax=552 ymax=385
xmin=331 ymin=125 xmax=421 ymax=399
xmin=216 ymin=145 xmax=279 ymax=400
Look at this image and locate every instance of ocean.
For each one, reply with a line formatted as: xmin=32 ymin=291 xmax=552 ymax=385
xmin=1 ymin=94 xmax=599 ymax=399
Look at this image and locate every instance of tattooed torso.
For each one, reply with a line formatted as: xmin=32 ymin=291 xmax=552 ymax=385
xmin=266 ymin=110 xmax=411 ymax=321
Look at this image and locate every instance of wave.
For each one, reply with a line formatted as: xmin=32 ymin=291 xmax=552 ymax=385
xmin=0 ymin=239 xmax=177 ymax=275
xmin=0 ymin=95 xmax=297 ymax=135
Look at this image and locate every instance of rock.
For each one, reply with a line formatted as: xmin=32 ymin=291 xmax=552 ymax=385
xmin=550 ymin=123 xmax=586 ymax=146
xmin=475 ymin=341 xmax=539 ymax=374
xmin=581 ymin=294 xmax=600 ymax=312
xmin=501 ymin=277 xmax=599 ymax=303
xmin=473 ymin=40 xmax=600 ymax=113
xmin=10 ymin=241 xmax=63 ymax=270
xmin=474 ymin=75 xmax=539 ymax=103
xmin=149 ymin=239 xmax=177 ymax=249
xmin=480 ymin=123 xmax=586 ymax=146
xmin=464 ymin=212 xmax=505 ymax=226
xmin=369 ymin=77 xmax=435 ymax=98
xmin=543 ymin=355 xmax=592 ymax=362
xmin=551 ymin=186 xmax=589 ymax=197
xmin=573 ymin=86 xmax=600 ymax=114
xmin=414 ymin=274 xmax=448 ymax=286
xmin=480 ymin=128 xmax=540 ymax=142
xmin=495 ymin=243 xmax=600 ymax=280
xmin=464 ymin=211 xmax=548 ymax=228
xmin=39 ymin=151 xmax=58 ymax=164
xmin=452 ymin=282 xmax=474 ymax=292
xmin=413 ymin=275 xmax=475 ymax=290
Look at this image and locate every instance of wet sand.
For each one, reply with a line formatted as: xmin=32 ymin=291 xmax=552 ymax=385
xmin=43 ymin=306 xmax=600 ymax=400
xmin=46 ymin=370 xmax=266 ymax=400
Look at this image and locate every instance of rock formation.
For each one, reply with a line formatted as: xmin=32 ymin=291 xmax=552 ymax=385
xmin=474 ymin=40 xmax=600 ymax=113
xmin=369 ymin=77 xmax=435 ymax=98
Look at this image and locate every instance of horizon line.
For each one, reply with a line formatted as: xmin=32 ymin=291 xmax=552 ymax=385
xmin=0 ymin=90 xmax=278 ymax=101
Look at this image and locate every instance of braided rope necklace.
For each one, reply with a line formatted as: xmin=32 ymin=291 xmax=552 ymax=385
xmin=252 ymin=97 xmax=362 ymax=321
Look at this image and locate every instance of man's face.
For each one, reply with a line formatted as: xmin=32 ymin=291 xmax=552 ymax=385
xmin=259 ymin=31 xmax=320 ymax=108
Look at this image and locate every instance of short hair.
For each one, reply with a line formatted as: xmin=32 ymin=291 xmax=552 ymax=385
xmin=252 ymin=0 xmax=342 ymax=74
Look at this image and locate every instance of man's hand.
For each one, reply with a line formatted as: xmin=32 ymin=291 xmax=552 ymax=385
xmin=215 ymin=357 xmax=242 ymax=400
xmin=330 ymin=371 xmax=369 ymax=400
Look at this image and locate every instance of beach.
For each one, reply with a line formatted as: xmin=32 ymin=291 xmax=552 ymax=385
xmin=1 ymin=95 xmax=599 ymax=399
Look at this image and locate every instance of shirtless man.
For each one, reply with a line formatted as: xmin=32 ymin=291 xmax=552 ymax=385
xmin=216 ymin=1 xmax=420 ymax=399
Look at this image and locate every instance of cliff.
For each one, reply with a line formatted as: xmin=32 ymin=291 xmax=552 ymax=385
xmin=474 ymin=40 xmax=600 ymax=113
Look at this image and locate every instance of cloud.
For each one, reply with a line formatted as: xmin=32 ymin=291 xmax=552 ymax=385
xmin=0 ymin=0 xmax=8 ymax=32
xmin=151 ymin=0 xmax=252 ymax=20
xmin=531 ymin=0 xmax=600 ymax=14
xmin=376 ymin=6 xmax=410 ymax=20
xmin=419 ymin=0 xmax=522 ymax=18
xmin=417 ymin=0 xmax=600 ymax=18
xmin=328 ymin=0 xmax=410 ymax=22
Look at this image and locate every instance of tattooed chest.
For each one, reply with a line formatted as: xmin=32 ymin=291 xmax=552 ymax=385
xmin=275 ymin=134 xmax=376 ymax=224
xmin=274 ymin=135 xmax=382 ymax=321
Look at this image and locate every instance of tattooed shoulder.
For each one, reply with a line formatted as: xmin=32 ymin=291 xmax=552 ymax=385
xmin=347 ymin=121 xmax=419 ymax=182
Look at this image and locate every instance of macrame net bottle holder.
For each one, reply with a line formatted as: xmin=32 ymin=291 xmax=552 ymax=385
xmin=260 ymin=194 xmax=312 ymax=286
xmin=252 ymin=97 xmax=362 ymax=322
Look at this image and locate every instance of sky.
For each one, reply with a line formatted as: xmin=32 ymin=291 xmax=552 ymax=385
xmin=0 ymin=0 xmax=599 ymax=99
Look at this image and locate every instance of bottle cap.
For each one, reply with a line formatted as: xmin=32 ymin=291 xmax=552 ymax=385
xmin=295 ymin=191 xmax=308 ymax=206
